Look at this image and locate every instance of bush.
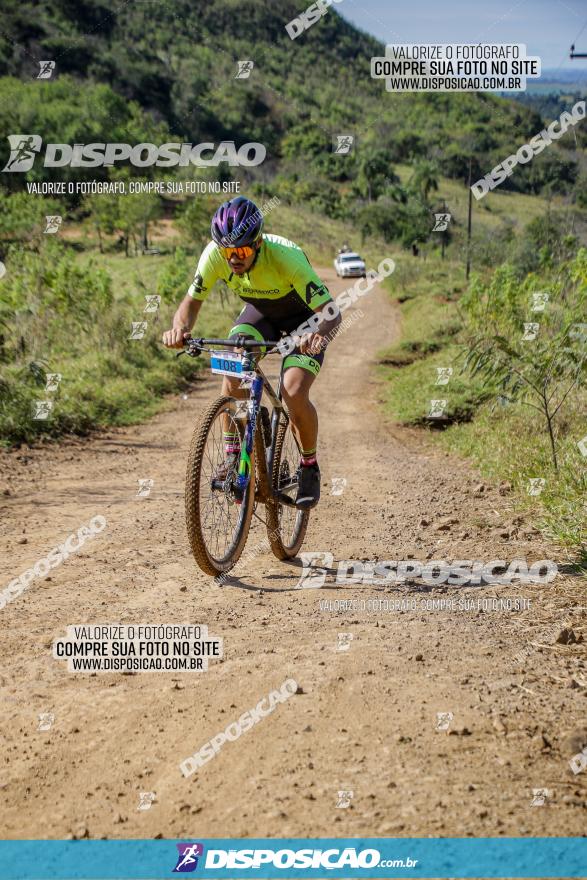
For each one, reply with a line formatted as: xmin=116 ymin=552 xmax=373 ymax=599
xmin=461 ymin=250 xmax=587 ymax=470
xmin=156 ymin=247 xmax=192 ymax=305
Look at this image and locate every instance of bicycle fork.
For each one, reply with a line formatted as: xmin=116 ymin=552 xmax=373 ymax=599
xmin=235 ymin=375 xmax=263 ymax=497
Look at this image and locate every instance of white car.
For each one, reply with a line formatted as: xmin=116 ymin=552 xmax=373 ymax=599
xmin=334 ymin=251 xmax=366 ymax=278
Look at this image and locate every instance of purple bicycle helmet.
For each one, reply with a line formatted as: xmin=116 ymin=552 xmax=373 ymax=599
xmin=211 ymin=196 xmax=264 ymax=247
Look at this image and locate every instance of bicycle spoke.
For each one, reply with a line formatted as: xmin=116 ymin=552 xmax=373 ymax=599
xmin=278 ymin=426 xmax=303 ymax=546
xmin=195 ymin=402 xmax=248 ymax=563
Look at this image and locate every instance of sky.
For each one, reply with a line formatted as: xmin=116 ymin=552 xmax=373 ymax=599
xmin=337 ymin=0 xmax=587 ymax=72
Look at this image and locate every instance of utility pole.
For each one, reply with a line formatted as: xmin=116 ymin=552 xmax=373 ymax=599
xmin=466 ymin=156 xmax=473 ymax=280
xmin=570 ymin=45 xmax=587 ymax=58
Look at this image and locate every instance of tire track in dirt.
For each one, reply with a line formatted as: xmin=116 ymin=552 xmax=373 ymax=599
xmin=0 ymin=268 xmax=586 ymax=840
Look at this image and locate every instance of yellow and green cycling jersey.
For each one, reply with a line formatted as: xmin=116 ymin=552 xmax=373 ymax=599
xmin=188 ymin=233 xmax=332 ymax=322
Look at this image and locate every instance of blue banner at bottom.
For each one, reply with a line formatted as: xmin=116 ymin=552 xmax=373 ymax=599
xmin=0 ymin=838 xmax=585 ymax=879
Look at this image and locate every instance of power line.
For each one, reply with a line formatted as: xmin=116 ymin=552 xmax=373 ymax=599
xmin=569 ymin=16 xmax=587 ymax=58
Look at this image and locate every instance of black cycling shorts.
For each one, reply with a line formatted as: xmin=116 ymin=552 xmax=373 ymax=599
xmin=229 ymin=302 xmax=324 ymax=377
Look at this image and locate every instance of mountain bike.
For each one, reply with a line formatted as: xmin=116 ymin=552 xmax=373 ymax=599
xmin=180 ymin=336 xmax=310 ymax=577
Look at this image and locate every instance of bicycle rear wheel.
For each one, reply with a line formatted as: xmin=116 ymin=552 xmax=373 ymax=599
xmin=266 ymin=416 xmax=309 ymax=560
xmin=185 ymin=396 xmax=255 ymax=576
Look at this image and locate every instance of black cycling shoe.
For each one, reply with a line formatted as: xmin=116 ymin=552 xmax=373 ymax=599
xmin=295 ymin=463 xmax=321 ymax=509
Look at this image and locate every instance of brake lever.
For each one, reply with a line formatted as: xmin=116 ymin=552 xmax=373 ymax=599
xmin=182 ymin=338 xmax=205 ymax=358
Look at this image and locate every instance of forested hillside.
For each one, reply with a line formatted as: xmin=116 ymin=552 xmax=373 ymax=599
xmin=0 ymin=0 xmax=583 ymax=209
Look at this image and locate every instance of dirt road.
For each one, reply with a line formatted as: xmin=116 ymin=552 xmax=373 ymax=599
xmin=1 ymin=268 xmax=586 ymax=840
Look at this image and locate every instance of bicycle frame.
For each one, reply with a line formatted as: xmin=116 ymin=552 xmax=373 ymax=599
xmin=182 ymin=337 xmax=293 ymax=504
xmin=236 ymin=352 xmax=290 ymax=503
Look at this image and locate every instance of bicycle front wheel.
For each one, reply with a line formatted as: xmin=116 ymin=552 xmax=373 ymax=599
xmin=266 ymin=416 xmax=309 ymax=560
xmin=185 ymin=396 xmax=255 ymax=576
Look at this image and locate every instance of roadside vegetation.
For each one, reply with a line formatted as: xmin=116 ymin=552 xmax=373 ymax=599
xmin=379 ymin=190 xmax=587 ymax=557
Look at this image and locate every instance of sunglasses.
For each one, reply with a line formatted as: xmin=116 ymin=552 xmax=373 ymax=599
xmin=220 ymin=242 xmax=259 ymax=260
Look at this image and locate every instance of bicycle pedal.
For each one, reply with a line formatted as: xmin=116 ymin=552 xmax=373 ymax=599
xmin=277 ymin=491 xmax=297 ymax=508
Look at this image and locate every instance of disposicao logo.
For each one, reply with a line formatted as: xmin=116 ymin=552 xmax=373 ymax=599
xmin=3 ymin=135 xmax=43 ymax=171
xmin=173 ymin=843 xmax=204 ymax=873
xmin=2 ymin=137 xmax=266 ymax=171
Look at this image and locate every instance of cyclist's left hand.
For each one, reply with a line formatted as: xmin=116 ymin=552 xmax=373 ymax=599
xmin=299 ymin=332 xmax=326 ymax=355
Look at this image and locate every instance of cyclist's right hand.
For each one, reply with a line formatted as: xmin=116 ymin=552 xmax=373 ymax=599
xmin=162 ymin=328 xmax=191 ymax=349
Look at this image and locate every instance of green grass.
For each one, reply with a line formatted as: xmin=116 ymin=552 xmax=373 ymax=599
xmin=260 ymin=200 xmax=395 ymax=269
xmin=379 ymin=345 xmax=492 ymax=426
xmin=378 ymin=255 xmax=491 ymax=425
xmin=442 ymin=400 xmax=587 ymax=553
xmin=378 ymin=229 xmax=587 ymax=557
xmin=0 ymin=242 xmax=240 ymax=445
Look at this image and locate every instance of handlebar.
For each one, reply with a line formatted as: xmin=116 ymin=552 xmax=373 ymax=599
xmin=192 ymin=336 xmax=281 ymax=348
xmin=177 ymin=335 xmax=281 ymax=358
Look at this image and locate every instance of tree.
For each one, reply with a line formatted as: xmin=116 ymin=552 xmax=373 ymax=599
xmin=461 ymin=254 xmax=587 ymax=470
xmin=176 ymin=197 xmax=213 ymax=248
xmin=86 ymin=193 xmax=118 ymax=253
xmin=409 ymin=160 xmax=439 ymax=202
xmin=116 ymin=190 xmax=161 ymax=256
xmin=355 ymin=149 xmax=396 ymax=203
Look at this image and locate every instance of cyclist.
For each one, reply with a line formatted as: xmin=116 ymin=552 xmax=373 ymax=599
xmin=162 ymin=196 xmax=341 ymax=509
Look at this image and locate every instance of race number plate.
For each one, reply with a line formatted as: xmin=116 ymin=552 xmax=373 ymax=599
xmin=210 ymin=351 xmax=243 ymax=377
